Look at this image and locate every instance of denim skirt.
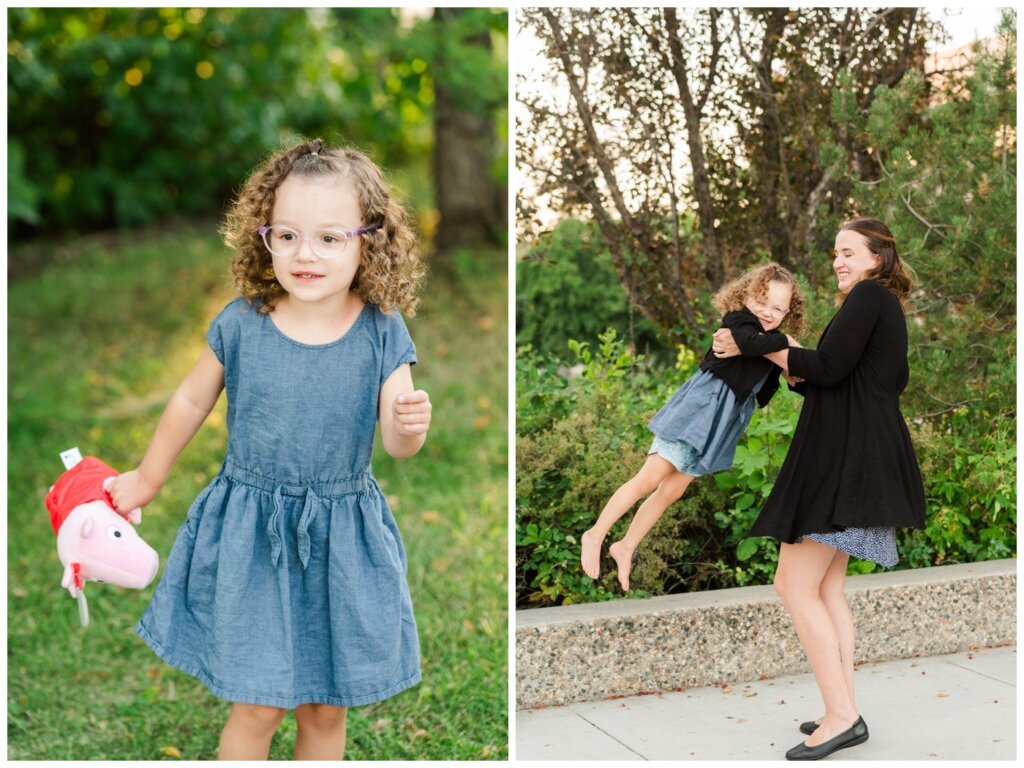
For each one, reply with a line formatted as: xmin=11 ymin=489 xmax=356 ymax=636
xmin=647 ymin=369 xmax=766 ymax=475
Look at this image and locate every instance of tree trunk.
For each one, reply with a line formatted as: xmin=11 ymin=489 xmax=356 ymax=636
xmin=432 ymin=8 xmax=505 ymax=253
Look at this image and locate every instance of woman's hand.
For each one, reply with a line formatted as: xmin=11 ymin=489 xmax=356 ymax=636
xmin=106 ymin=469 xmax=159 ymax=514
xmin=784 ymin=373 xmax=805 ymax=386
xmin=712 ymin=328 xmax=741 ymax=358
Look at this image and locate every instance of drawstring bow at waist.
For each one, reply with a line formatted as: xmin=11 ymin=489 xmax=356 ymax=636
xmin=223 ymin=462 xmax=372 ymax=571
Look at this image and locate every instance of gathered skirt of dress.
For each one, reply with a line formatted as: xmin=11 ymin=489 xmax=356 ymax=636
xmin=136 ymin=462 xmax=421 ymax=709
xmin=798 ymin=525 xmax=899 ymax=567
xmin=646 ymin=369 xmax=767 ymax=476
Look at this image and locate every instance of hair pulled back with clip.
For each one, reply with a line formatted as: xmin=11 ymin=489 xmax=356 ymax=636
xmin=836 ymin=217 xmax=914 ymax=308
xmin=221 ymin=138 xmax=424 ymax=315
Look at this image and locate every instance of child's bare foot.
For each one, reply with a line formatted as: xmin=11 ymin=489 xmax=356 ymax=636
xmin=580 ymin=529 xmax=604 ymax=579
xmin=608 ymin=540 xmax=635 ymax=591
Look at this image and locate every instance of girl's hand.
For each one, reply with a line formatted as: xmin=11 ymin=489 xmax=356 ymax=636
xmin=106 ymin=469 xmax=159 ymax=513
xmin=712 ymin=328 xmax=741 ymax=358
xmin=392 ymin=390 xmax=432 ymax=436
xmin=786 ymin=334 xmax=803 ymax=348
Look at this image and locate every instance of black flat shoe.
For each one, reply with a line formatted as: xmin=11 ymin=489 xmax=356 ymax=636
xmin=799 ymin=720 xmax=819 ymax=736
xmin=786 ymin=716 xmax=869 ymax=760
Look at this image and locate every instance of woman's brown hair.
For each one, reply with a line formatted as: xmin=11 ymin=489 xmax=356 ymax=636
xmin=711 ymin=262 xmax=806 ymax=337
xmin=836 ymin=217 xmax=913 ymax=308
xmin=221 ymin=138 xmax=425 ymax=315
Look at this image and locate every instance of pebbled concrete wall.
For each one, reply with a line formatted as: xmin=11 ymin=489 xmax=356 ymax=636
xmin=515 ymin=559 xmax=1016 ymax=709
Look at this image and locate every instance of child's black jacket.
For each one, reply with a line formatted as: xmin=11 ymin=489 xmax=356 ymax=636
xmin=699 ymin=307 xmax=788 ymax=407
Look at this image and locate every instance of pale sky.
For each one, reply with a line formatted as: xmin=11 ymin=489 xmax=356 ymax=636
xmin=940 ymin=6 xmax=1009 ymax=49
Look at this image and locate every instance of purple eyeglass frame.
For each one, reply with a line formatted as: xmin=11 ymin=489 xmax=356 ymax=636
xmin=257 ymin=224 xmax=381 ymax=256
xmin=258 ymin=224 xmax=380 ymax=239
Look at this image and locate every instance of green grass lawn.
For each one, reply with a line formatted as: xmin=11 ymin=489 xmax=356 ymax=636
xmin=7 ymin=221 xmax=508 ymax=760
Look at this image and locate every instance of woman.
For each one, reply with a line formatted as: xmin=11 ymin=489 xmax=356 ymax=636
xmin=712 ymin=218 xmax=925 ymax=761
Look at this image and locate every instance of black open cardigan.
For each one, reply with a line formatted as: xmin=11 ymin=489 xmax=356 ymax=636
xmin=749 ymin=278 xmax=926 ymax=542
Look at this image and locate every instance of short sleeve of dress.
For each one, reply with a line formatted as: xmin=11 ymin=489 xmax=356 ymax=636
xmin=379 ymin=308 xmax=417 ymax=389
xmin=206 ymin=297 xmax=247 ymax=365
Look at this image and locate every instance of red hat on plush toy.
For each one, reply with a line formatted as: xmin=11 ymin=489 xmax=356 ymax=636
xmin=45 ymin=456 xmax=119 ymax=535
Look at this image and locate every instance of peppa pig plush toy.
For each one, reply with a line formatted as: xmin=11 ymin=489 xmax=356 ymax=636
xmin=45 ymin=450 xmax=159 ymax=627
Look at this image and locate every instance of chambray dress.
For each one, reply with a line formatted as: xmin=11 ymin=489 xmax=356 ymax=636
xmin=646 ymin=368 xmax=770 ymax=477
xmin=136 ymin=297 xmax=421 ymax=708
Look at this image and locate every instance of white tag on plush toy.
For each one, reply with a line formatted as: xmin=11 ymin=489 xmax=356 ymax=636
xmin=60 ymin=447 xmax=84 ymax=470
xmin=76 ymin=591 xmax=90 ymax=628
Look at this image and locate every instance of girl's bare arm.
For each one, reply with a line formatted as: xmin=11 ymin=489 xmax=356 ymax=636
xmin=107 ymin=345 xmax=225 ymax=512
xmin=379 ymin=363 xmax=431 ymax=459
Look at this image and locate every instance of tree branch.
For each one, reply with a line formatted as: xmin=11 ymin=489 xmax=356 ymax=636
xmin=663 ymin=7 xmax=724 ymax=286
xmin=540 ymin=8 xmax=637 ymax=237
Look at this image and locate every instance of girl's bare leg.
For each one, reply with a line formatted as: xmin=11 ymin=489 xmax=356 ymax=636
xmin=293 ymin=703 xmax=348 ymax=760
xmin=581 ymin=454 xmax=676 ymax=578
xmin=774 ymin=541 xmax=859 ymax=748
xmin=608 ymin=470 xmax=694 ymax=590
xmin=218 ymin=702 xmax=287 ymax=760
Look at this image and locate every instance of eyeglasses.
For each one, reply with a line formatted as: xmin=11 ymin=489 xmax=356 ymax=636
xmin=749 ymin=300 xmax=790 ymax=318
xmin=258 ymin=224 xmax=380 ymax=259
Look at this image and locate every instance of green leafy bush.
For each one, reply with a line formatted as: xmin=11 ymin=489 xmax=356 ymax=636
xmin=901 ymin=407 xmax=1016 ymax=567
xmin=516 ymin=218 xmax=664 ymax=361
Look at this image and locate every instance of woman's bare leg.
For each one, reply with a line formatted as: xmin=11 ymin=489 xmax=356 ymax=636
xmin=608 ymin=470 xmax=694 ymax=590
xmin=218 ymin=702 xmax=287 ymax=760
xmin=293 ymin=703 xmax=348 ymax=760
xmin=807 ymin=549 xmax=855 ymax=727
xmin=774 ymin=540 xmax=859 ymax=747
xmin=581 ymin=454 xmax=676 ymax=578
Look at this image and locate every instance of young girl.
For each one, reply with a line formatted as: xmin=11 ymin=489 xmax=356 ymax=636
xmin=107 ymin=138 xmax=430 ymax=760
xmin=580 ymin=263 xmax=804 ymax=591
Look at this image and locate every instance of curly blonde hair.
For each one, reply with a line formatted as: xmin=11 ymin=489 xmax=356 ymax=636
xmin=221 ymin=138 xmax=425 ymax=316
xmin=711 ymin=262 xmax=806 ymax=338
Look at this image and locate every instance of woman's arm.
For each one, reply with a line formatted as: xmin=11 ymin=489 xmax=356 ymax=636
xmin=783 ymin=281 xmax=885 ymax=387
xmin=107 ymin=345 xmax=225 ymax=512
xmin=717 ymin=283 xmax=883 ymax=387
xmin=379 ymin=363 xmax=431 ymax=459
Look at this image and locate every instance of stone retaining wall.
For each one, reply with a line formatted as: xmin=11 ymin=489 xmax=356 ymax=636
xmin=515 ymin=559 xmax=1016 ymax=709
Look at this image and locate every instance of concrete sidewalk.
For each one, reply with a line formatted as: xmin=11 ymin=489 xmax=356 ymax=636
xmin=517 ymin=645 xmax=1016 ymax=761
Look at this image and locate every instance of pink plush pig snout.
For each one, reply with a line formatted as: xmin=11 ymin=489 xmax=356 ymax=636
xmin=57 ymin=502 xmax=159 ymax=590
